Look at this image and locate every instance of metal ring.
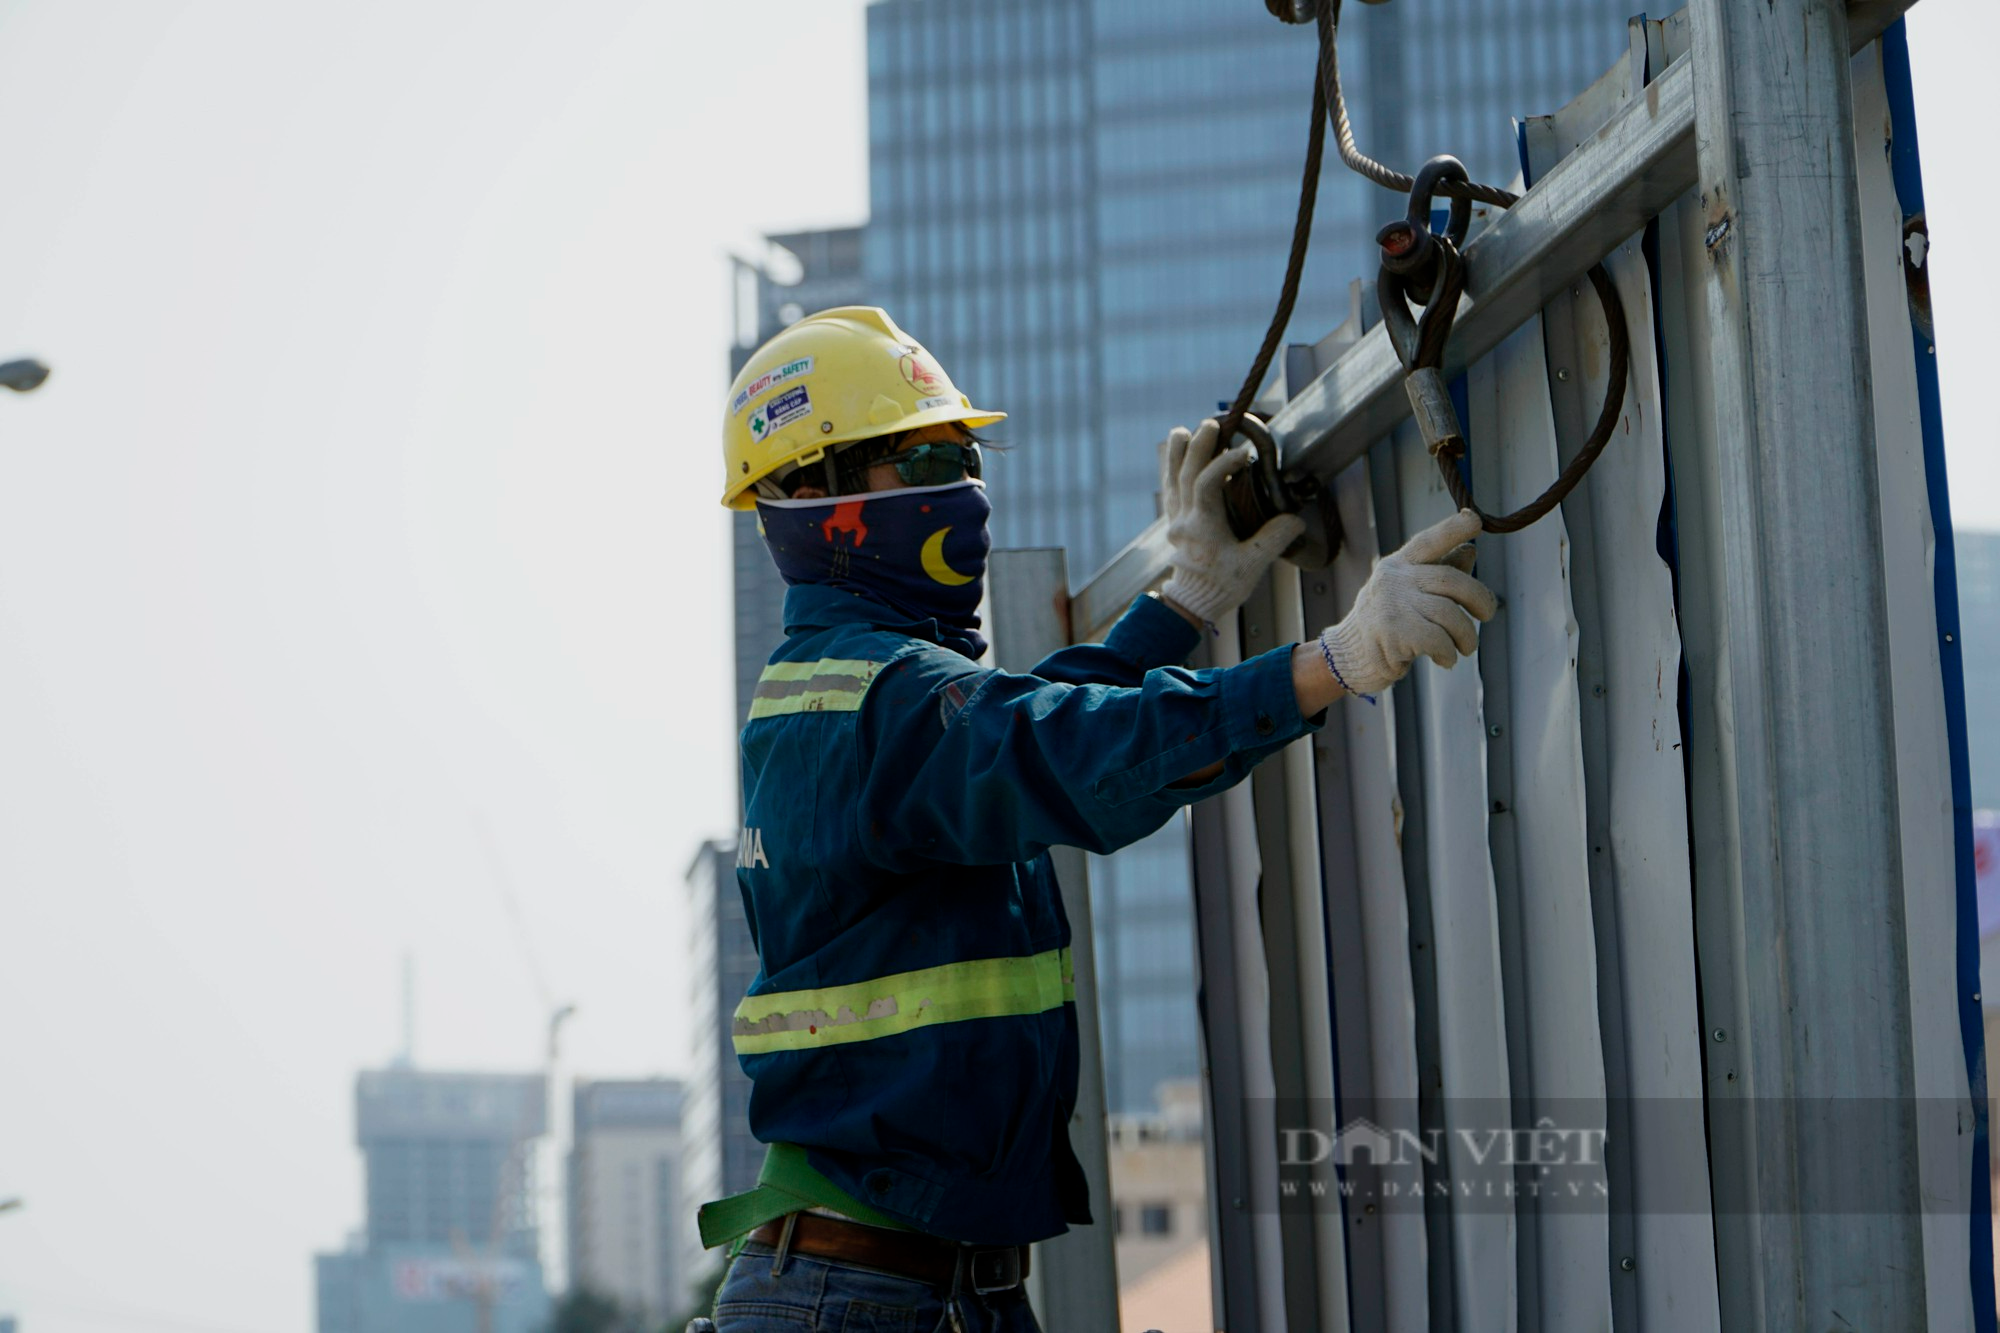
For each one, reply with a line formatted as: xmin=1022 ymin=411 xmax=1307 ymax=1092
xmin=1220 ymin=412 xmax=1287 ymax=544
xmin=1408 ymin=154 xmax=1473 ymax=249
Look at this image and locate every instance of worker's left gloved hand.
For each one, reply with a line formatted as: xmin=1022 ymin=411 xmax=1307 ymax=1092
xmin=1158 ymin=419 xmax=1307 ymax=627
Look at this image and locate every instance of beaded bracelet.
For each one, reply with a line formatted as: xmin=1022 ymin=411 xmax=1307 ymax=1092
xmin=1318 ymin=630 xmax=1377 ymax=705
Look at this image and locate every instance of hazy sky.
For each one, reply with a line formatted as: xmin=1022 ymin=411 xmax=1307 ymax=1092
xmin=0 ymin=4 xmax=1991 ymax=1331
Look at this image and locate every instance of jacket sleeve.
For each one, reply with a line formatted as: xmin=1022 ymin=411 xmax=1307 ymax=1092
xmin=853 ymin=637 xmax=1321 ymax=871
xmin=1026 ymin=593 xmax=1203 ymax=687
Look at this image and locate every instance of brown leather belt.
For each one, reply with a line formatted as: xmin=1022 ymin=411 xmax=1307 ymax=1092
xmin=746 ymin=1212 xmax=1030 ymax=1293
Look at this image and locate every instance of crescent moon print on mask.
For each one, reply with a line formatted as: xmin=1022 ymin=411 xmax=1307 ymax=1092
xmin=920 ymin=527 xmax=976 ymax=586
xmin=755 ymin=482 xmax=992 ymax=657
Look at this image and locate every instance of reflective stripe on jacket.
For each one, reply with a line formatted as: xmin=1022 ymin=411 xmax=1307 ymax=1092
xmin=733 ymin=583 xmax=1318 ymax=1246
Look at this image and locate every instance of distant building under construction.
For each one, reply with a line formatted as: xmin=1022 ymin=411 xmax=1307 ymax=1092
xmin=314 ymin=1068 xmax=550 ymax=1333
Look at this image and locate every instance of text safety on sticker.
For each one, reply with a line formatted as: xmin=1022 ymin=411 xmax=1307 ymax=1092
xmin=732 ymin=356 xmax=814 ymax=416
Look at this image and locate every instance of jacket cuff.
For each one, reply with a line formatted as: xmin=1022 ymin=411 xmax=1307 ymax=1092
xmin=1101 ymin=594 xmax=1203 ymax=670
xmin=1222 ymin=643 xmax=1317 ymax=751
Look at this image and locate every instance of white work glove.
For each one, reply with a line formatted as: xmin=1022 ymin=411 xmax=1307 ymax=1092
xmin=1158 ymin=419 xmax=1308 ymax=627
xmin=1318 ymin=508 xmax=1498 ymax=698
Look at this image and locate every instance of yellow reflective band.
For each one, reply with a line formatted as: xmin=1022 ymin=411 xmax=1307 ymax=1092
xmin=747 ymin=657 xmax=882 ymax=720
xmin=733 ymin=946 xmax=1075 ymax=1056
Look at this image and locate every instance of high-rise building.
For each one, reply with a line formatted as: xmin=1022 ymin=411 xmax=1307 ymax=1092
xmin=314 ymin=1069 xmax=550 ymax=1333
xmin=860 ymin=0 xmax=1640 ymax=1113
xmin=727 ymin=229 xmax=870 ymax=734
xmin=1954 ymin=529 xmax=1999 ymax=809
xmin=680 ymin=839 xmax=761 ymax=1235
xmin=566 ymin=1079 xmax=691 ymax=1320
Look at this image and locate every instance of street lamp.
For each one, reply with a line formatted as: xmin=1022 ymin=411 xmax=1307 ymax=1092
xmin=0 ymin=360 xmax=48 ymax=393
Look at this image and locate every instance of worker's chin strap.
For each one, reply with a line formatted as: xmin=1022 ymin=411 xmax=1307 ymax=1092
xmin=757 ymin=480 xmax=992 ymax=659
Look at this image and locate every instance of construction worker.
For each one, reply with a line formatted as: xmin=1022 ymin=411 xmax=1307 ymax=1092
xmin=697 ymin=307 xmax=1493 ymax=1332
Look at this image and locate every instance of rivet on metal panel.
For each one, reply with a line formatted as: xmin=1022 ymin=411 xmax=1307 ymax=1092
xmin=1556 ymin=368 xmax=1571 ymax=382
xmin=1313 ymin=582 xmax=1328 ymax=595
xmin=1726 ymin=1070 xmax=1736 ymax=1082
xmin=1945 ymin=632 xmax=1955 ymax=644
xmin=1711 ymin=1027 xmax=1727 ymax=1043
xmin=1488 ymin=724 xmax=1503 ymax=738
xmin=1620 ymin=1256 xmax=1636 ymax=1273
xmin=1592 ymin=683 xmax=1606 ymax=698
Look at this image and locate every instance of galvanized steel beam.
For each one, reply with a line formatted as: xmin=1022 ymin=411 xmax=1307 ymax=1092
xmin=986 ymin=549 xmax=1121 ymax=1333
xmin=1849 ymin=0 xmax=1921 ymax=49
xmin=1681 ymin=0 xmax=1925 ymax=1328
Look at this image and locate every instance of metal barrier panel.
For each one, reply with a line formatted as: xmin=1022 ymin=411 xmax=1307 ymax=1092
xmin=1250 ymin=566 xmax=1355 ymax=1333
xmin=1194 ymin=615 xmax=1297 ymax=1333
xmin=1852 ymin=35 xmax=1980 ymax=1332
xmin=986 ymin=9 xmax=1991 ymax=1330
xmin=1466 ymin=310 xmax=1612 ymax=1333
xmin=1393 ymin=415 xmax=1517 ymax=1331
xmin=1311 ymin=451 xmax=1432 ymax=1333
xmin=1530 ymin=25 xmax=1722 ymax=1331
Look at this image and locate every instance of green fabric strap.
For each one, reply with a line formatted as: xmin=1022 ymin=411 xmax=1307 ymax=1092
xmin=696 ymin=1142 xmax=913 ymax=1250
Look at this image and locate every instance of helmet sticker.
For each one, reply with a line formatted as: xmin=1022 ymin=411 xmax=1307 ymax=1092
xmin=731 ymin=356 xmax=814 ymax=415
xmin=749 ymin=385 xmax=812 ymax=441
xmin=898 ymin=351 xmax=946 ymax=395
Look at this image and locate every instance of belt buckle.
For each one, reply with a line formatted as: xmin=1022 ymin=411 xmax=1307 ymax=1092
xmin=967 ymin=1245 xmax=1022 ymax=1295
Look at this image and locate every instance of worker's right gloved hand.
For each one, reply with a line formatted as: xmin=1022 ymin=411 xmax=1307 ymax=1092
xmin=1318 ymin=508 xmax=1498 ymax=698
xmin=1159 ymin=418 xmax=1308 ymax=627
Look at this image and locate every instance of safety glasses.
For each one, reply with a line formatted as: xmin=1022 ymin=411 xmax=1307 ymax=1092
xmin=880 ymin=440 xmax=982 ymax=487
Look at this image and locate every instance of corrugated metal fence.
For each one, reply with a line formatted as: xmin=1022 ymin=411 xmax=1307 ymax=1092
xmin=994 ymin=9 xmax=1988 ymax=1330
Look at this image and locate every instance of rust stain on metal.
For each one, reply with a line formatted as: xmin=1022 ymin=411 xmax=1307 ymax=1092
xmin=1902 ymin=213 xmax=1933 ymax=338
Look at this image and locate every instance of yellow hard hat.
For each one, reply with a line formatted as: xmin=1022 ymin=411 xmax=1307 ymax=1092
xmin=720 ymin=306 xmax=1006 ymax=509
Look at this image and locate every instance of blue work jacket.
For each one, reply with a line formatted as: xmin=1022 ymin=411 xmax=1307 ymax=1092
xmin=732 ymin=581 xmax=1320 ymax=1246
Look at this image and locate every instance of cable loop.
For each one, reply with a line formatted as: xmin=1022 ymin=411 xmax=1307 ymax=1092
xmin=1226 ymin=0 xmax=1633 ymax=540
xmin=1376 ymin=196 xmax=1631 ymax=534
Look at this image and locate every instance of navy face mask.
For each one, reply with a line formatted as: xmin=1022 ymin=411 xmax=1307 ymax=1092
xmin=757 ymin=480 xmax=992 ymax=658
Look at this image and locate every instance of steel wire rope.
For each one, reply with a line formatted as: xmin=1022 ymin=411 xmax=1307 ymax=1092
xmin=1225 ymin=0 xmax=1631 ymax=537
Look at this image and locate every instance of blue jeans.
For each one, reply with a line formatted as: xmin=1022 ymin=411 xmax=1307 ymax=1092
xmin=711 ymin=1239 xmax=1043 ymax=1333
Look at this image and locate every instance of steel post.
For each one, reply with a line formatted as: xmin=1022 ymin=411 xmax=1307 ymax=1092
xmin=986 ymin=548 xmax=1121 ymax=1333
xmin=1683 ymin=1 xmax=1924 ymax=1327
